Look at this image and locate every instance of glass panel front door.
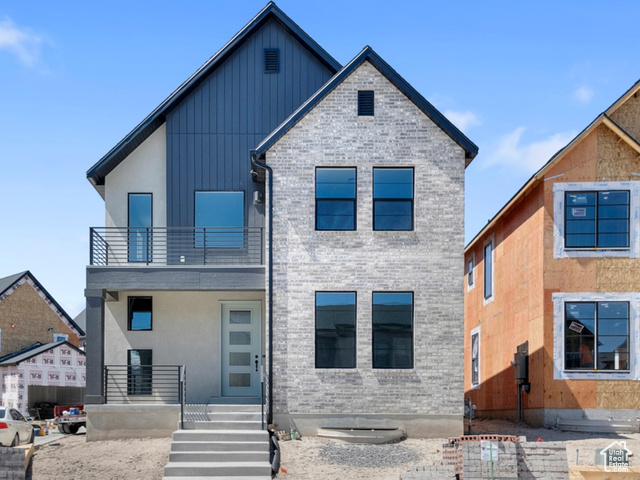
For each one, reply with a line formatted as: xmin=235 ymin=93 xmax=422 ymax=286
xmin=221 ymin=302 xmax=262 ymax=397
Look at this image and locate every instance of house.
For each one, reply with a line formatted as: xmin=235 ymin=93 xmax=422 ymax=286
xmin=464 ymin=79 xmax=640 ymax=430
xmin=0 ymin=271 xmax=86 ymax=413
xmin=84 ymin=2 xmax=477 ymax=440
xmin=0 ymin=341 xmax=86 ymax=416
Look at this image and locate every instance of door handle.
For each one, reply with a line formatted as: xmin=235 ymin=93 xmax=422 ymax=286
xmin=255 ymin=355 xmax=259 ymax=372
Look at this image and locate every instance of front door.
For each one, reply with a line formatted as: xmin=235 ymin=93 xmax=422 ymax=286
xmin=221 ymin=302 xmax=262 ymax=397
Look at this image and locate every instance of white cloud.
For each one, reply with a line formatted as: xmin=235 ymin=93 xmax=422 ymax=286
xmin=574 ymin=86 xmax=594 ymax=104
xmin=483 ymin=127 xmax=577 ymax=174
xmin=444 ymin=109 xmax=481 ymax=132
xmin=0 ymin=17 xmax=42 ymax=67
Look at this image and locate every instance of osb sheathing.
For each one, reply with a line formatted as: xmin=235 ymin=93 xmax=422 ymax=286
xmin=609 ymin=89 xmax=640 ymax=143
xmin=0 ymin=282 xmax=79 ymax=355
xmin=597 ymin=381 xmax=640 ymax=409
xmin=464 ymin=182 xmax=546 ymax=412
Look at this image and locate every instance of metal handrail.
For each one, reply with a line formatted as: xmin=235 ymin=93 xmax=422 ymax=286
xmin=179 ymin=365 xmax=186 ymax=429
xmin=104 ymin=365 xmax=184 ymax=405
xmin=90 ymin=227 xmax=264 ymax=266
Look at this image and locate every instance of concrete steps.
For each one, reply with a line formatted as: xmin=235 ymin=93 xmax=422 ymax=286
xmin=163 ymin=405 xmax=271 ymax=479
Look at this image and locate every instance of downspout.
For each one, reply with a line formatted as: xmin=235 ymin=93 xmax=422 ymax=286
xmin=251 ymin=151 xmax=273 ymax=424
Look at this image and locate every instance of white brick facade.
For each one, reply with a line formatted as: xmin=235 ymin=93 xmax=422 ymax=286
xmin=265 ymin=61 xmax=466 ymax=437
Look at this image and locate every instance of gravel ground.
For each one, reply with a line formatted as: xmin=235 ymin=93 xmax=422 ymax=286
xmin=317 ymin=439 xmax=423 ymax=468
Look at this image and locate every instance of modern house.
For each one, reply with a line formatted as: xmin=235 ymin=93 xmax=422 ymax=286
xmin=0 ymin=271 xmax=86 ymax=413
xmin=85 ymin=2 xmax=477 ymax=441
xmin=464 ymin=79 xmax=640 ymax=430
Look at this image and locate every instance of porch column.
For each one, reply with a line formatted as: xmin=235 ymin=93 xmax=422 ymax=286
xmin=84 ymin=289 xmax=106 ymax=404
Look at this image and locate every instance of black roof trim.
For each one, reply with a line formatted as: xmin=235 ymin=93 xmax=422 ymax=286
xmin=87 ymin=2 xmax=341 ymax=189
xmin=0 ymin=341 xmax=84 ymax=366
xmin=0 ymin=270 xmax=85 ymax=337
xmin=252 ymin=46 xmax=478 ymax=162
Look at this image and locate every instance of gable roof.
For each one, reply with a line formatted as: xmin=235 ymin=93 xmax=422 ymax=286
xmin=0 ymin=271 xmax=85 ymax=337
xmin=86 ymin=2 xmax=341 ymax=196
xmin=465 ymin=78 xmax=640 ymax=251
xmin=252 ymin=46 xmax=479 ymax=164
xmin=0 ymin=341 xmax=84 ymax=367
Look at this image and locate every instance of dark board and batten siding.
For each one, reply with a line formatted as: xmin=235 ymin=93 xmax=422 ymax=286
xmin=166 ymin=18 xmax=334 ymax=229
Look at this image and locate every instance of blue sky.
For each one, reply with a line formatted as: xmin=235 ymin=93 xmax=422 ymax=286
xmin=1 ymin=1 xmax=639 ymax=317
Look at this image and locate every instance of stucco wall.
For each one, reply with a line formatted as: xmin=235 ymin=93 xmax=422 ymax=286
xmin=265 ymin=61 xmax=466 ymax=436
xmin=103 ymin=290 xmax=264 ymax=403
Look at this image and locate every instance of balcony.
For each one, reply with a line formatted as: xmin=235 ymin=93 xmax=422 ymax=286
xmin=90 ymin=227 xmax=264 ymax=267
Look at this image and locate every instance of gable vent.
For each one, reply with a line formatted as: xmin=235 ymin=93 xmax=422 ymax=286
xmin=358 ymin=90 xmax=374 ymax=116
xmin=264 ymin=48 xmax=279 ymax=73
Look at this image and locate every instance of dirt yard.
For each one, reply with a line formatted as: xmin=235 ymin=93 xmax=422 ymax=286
xmin=31 ymin=419 xmax=640 ymax=479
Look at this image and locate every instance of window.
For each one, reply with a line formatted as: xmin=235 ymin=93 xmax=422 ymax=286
xmin=195 ymin=191 xmax=244 ymax=248
xmin=372 ymin=292 xmax=413 ymax=369
xmin=128 ymin=297 xmax=152 ymax=331
xmin=315 ymin=292 xmax=356 ymax=368
xmin=483 ymin=241 xmax=493 ymax=301
xmin=128 ymin=349 xmax=152 ymax=395
xmin=358 ymin=90 xmax=374 ymax=116
xmin=128 ymin=193 xmax=152 ymax=262
xmin=264 ymin=48 xmax=279 ymax=73
xmin=565 ymin=191 xmax=629 ymax=249
xmin=470 ymin=326 xmax=481 ymax=388
xmin=316 ymin=168 xmax=356 ymax=230
xmin=373 ymin=168 xmax=413 ymax=230
xmin=53 ymin=333 xmax=68 ymax=342
xmin=565 ymin=302 xmax=629 ymax=371
xmin=467 ymin=256 xmax=475 ymax=290
xmin=553 ymin=182 xmax=639 ymax=258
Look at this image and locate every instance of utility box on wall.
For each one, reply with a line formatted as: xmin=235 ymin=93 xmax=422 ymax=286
xmin=514 ymin=341 xmax=528 ymax=381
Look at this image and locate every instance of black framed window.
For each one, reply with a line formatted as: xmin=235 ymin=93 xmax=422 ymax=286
xmin=195 ymin=191 xmax=244 ymax=248
xmin=128 ymin=349 xmax=152 ymax=395
xmin=565 ymin=302 xmax=629 ymax=371
xmin=315 ymin=292 xmax=356 ymax=368
xmin=316 ymin=168 xmax=356 ymax=230
xmin=128 ymin=193 xmax=152 ymax=262
xmin=373 ymin=168 xmax=413 ymax=230
xmin=128 ymin=297 xmax=152 ymax=331
xmin=565 ymin=191 xmax=629 ymax=249
xmin=372 ymin=292 xmax=413 ymax=369
xmin=483 ymin=242 xmax=493 ymax=300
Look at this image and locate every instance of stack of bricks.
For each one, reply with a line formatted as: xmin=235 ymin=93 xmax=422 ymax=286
xmin=516 ymin=442 xmax=568 ymax=479
xmin=461 ymin=441 xmax=518 ymax=479
xmin=0 ymin=447 xmax=26 ymax=480
xmin=400 ymin=463 xmax=456 ymax=479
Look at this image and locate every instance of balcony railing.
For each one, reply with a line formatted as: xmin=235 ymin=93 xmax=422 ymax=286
xmin=90 ymin=227 xmax=264 ymax=266
xmin=104 ymin=365 xmax=185 ymax=406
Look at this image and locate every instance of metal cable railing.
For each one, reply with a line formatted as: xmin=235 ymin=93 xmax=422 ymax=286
xmin=90 ymin=227 xmax=264 ymax=266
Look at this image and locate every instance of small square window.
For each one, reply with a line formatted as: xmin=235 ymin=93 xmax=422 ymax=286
xmin=264 ymin=48 xmax=279 ymax=73
xmin=128 ymin=297 xmax=152 ymax=331
xmin=373 ymin=168 xmax=413 ymax=231
xmin=53 ymin=333 xmax=68 ymax=343
xmin=195 ymin=191 xmax=245 ymax=248
xmin=358 ymin=90 xmax=374 ymax=116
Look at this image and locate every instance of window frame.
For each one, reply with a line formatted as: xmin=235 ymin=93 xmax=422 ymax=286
xmin=53 ymin=333 xmax=69 ymax=342
xmin=373 ymin=167 xmax=414 ymax=231
xmin=127 ymin=349 xmax=152 ymax=396
xmin=470 ymin=326 xmax=481 ymax=389
xmin=195 ymin=191 xmax=245 ymax=249
xmin=128 ymin=193 xmax=153 ymax=263
xmin=128 ymin=296 xmax=152 ymax=331
xmin=315 ymin=167 xmax=357 ymax=231
xmin=483 ymin=239 xmax=494 ymax=304
xmin=467 ymin=254 xmax=475 ymax=291
xmin=553 ymin=181 xmax=640 ymax=258
xmin=372 ymin=291 xmax=414 ymax=369
xmin=552 ymin=293 xmax=639 ymax=381
xmin=314 ymin=292 xmax=357 ymax=369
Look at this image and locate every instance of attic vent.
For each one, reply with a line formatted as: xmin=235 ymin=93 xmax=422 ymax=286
xmin=358 ymin=90 xmax=374 ymax=116
xmin=264 ymin=48 xmax=279 ymax=73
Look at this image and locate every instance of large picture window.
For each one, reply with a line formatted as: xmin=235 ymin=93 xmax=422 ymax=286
xmin=372 ymin=292 xmax=413 ymax=369
xmin=565 ymin=191 xmax=629 ymax=249
xmin=565 ymin=301 xmax=629 ymax=371
xmin=128 ymin=193 xmax=152 ymax=262
xmin=127 ymin=349 xmax=152 ymax=395
xmin=315 ymin=292 xmax=356 ymax=368
xmin=316 ymin=168 xmax=356 ymax=230
xmin=373 ymin=168 xmax=413 ymax=230
xmin=128 ymin=297 xmax=152 ymax=331
xmin=195 ymin=191 xmax=244 ymax=248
